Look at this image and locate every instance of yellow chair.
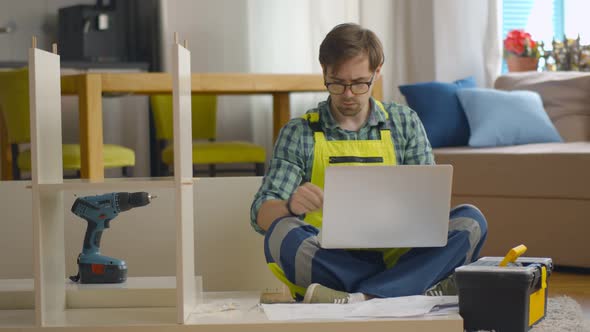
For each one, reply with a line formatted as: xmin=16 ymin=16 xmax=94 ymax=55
xmin=150 ymin=95 xmax=266 ymax=176
xmin=0 ymin=68 xmax=136 ymax=179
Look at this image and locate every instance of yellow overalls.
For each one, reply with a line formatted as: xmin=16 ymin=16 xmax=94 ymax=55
xmin=268 ymin=101 xmax=410 ymax=298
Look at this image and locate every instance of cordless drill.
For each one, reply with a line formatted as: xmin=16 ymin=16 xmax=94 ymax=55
xmin=69 ymin=192 xmax=156 ymax=284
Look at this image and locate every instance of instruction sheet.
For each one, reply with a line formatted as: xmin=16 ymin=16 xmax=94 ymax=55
xmin=262 ymin=295 xmax=458 ymax=320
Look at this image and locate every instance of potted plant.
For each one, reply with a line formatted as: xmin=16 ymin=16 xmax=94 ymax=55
xmin=503 ymin=29 xmax=540 ymax=72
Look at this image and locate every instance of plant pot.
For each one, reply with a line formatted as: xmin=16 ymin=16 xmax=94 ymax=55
xmin=506 ymin=56 xmax=539 ymax=72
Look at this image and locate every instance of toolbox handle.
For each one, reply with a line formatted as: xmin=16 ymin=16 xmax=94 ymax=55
xmin=499 ymin=244 xmax=527 ymax=267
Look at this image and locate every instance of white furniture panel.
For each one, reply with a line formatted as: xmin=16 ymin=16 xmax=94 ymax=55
xmin=171 ymin=41 xmax=198 ymax=323
xmin=29 ymin=46 xmax=66 ymax=326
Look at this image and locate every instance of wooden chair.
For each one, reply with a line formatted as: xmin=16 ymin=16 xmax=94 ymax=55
xmin=0 ymin=68 xmax=135 ymax=179
xmin=150 ymin=94 xmax=266 ymax=177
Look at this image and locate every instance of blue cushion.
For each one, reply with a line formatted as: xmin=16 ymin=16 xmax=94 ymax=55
xmin=398 ymin=77 xmax=476 ymax=148
xmin=456 ymin=88 xmax=563 ymax=147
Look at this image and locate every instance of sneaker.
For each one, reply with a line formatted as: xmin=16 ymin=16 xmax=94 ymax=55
xmin=425 ymin=274 xmax=458 ymax=296
xmin=303 ymin=283 xmax=362 ymax=304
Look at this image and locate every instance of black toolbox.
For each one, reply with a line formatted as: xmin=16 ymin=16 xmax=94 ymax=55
xmin=455 ymin=256 xmax=553 ymax=332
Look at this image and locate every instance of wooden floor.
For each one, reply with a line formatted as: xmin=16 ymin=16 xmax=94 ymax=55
xmin=549 ymin=271 xmax=590 ymax=320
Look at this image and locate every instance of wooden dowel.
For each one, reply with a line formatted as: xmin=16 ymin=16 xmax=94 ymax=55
xmin=32 ymin=36 xmax=37 ymax=49
xmin=174 ymin=32 xmax=179 ymax=44
xmin=52 ymin=43 xmax=57 ymax=54
xmin=183 ymin=39 xmax=188 ymax=49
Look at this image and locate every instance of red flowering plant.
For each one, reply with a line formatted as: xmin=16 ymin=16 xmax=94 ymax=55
xmin=503 ymin=29 xmax=540 ymax=59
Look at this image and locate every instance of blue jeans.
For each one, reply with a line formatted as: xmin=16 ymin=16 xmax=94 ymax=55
xmin=264 ymin=204 xmax=487 ymax=298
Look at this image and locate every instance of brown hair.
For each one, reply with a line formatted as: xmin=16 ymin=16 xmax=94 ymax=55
xmin=319 ymin=23 xmax=384 ymax=73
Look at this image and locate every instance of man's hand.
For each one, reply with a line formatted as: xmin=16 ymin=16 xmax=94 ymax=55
xmin=256 ymin=182 xmax=324 ymax=231
xmin=288 ymin=182 xmax=324 ymax=216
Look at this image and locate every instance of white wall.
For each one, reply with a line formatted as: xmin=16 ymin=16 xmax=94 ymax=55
xmin=159 ymin=0 xmax=358 ymax=154
xmin=360 ymin=0 xmax=437 ymax=102
xmin=160 ymin=0 xmax=255 ymax=143
xmin=360 ymin=0 xmax=395 ymax=101
xmin=245 ymin=0 xmax=356 ymax=152
xmin=0 ymin=0 xmax=96 ymax=61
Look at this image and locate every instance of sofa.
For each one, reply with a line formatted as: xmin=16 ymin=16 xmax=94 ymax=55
xmin=433 ymin=72 xmax=590 ymax=268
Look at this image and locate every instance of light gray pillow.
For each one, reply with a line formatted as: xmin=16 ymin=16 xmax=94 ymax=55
xmin=494 ymin=72 xmax=590 ymax=142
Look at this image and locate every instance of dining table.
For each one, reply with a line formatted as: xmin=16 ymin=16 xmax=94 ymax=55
xmin=19 ymin=72 xmax=382 ymax=181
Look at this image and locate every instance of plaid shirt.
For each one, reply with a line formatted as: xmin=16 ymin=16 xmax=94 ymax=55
xmin=250 ymin=97 xmax=434 ymax=234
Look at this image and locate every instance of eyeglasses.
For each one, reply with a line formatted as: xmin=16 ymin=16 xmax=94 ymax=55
xmin=324 ymin=73 xmax=376 ymax=95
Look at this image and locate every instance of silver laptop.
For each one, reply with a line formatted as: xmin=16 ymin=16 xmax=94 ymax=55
xmin=319 ymin=165 xmax=453 ymax=249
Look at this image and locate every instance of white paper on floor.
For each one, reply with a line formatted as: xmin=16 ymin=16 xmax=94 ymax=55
xmin=262 ymin=295 xmax=458 ymax=321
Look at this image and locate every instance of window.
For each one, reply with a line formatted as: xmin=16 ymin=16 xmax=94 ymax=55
xmin=502 ymin=0 xmax=590 ymax=71
xmin=564 ymin=0 xmax=590 ymax=44
xmin=502 ymin=0 xmax=563 ymax=49
xmin=502 ymin=0 xmax=564 ymax=72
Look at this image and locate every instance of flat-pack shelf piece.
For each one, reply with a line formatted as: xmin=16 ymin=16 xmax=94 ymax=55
xmin=0 ymin=277 xmax=205 ymax=310
xmin=33 ymin=177 xmax=184 ymax=191
xmin=26 ymin=36 xmax=199 ymax=326
xmin=29 ymin=44 xmax=66 ymax=327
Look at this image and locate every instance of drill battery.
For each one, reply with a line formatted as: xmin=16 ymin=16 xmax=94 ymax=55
xmin=455 ymin=256 xmax=553 ymax=332
xmin=75 ymin=254 xmax=128 ymax=284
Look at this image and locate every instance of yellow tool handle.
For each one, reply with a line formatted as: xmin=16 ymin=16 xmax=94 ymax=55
xmin=499 ymin=244 xmax=527 ymax=267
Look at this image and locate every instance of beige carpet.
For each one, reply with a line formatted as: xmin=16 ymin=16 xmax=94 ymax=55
xmin=531 ymin=296 xmax=589 ymax=332
xmin=476 ymin=296 xmax=589 ymax=332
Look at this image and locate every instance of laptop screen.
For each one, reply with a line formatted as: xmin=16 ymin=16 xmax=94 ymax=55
xmin=320 ymin=165 xmax=453 ymax=249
